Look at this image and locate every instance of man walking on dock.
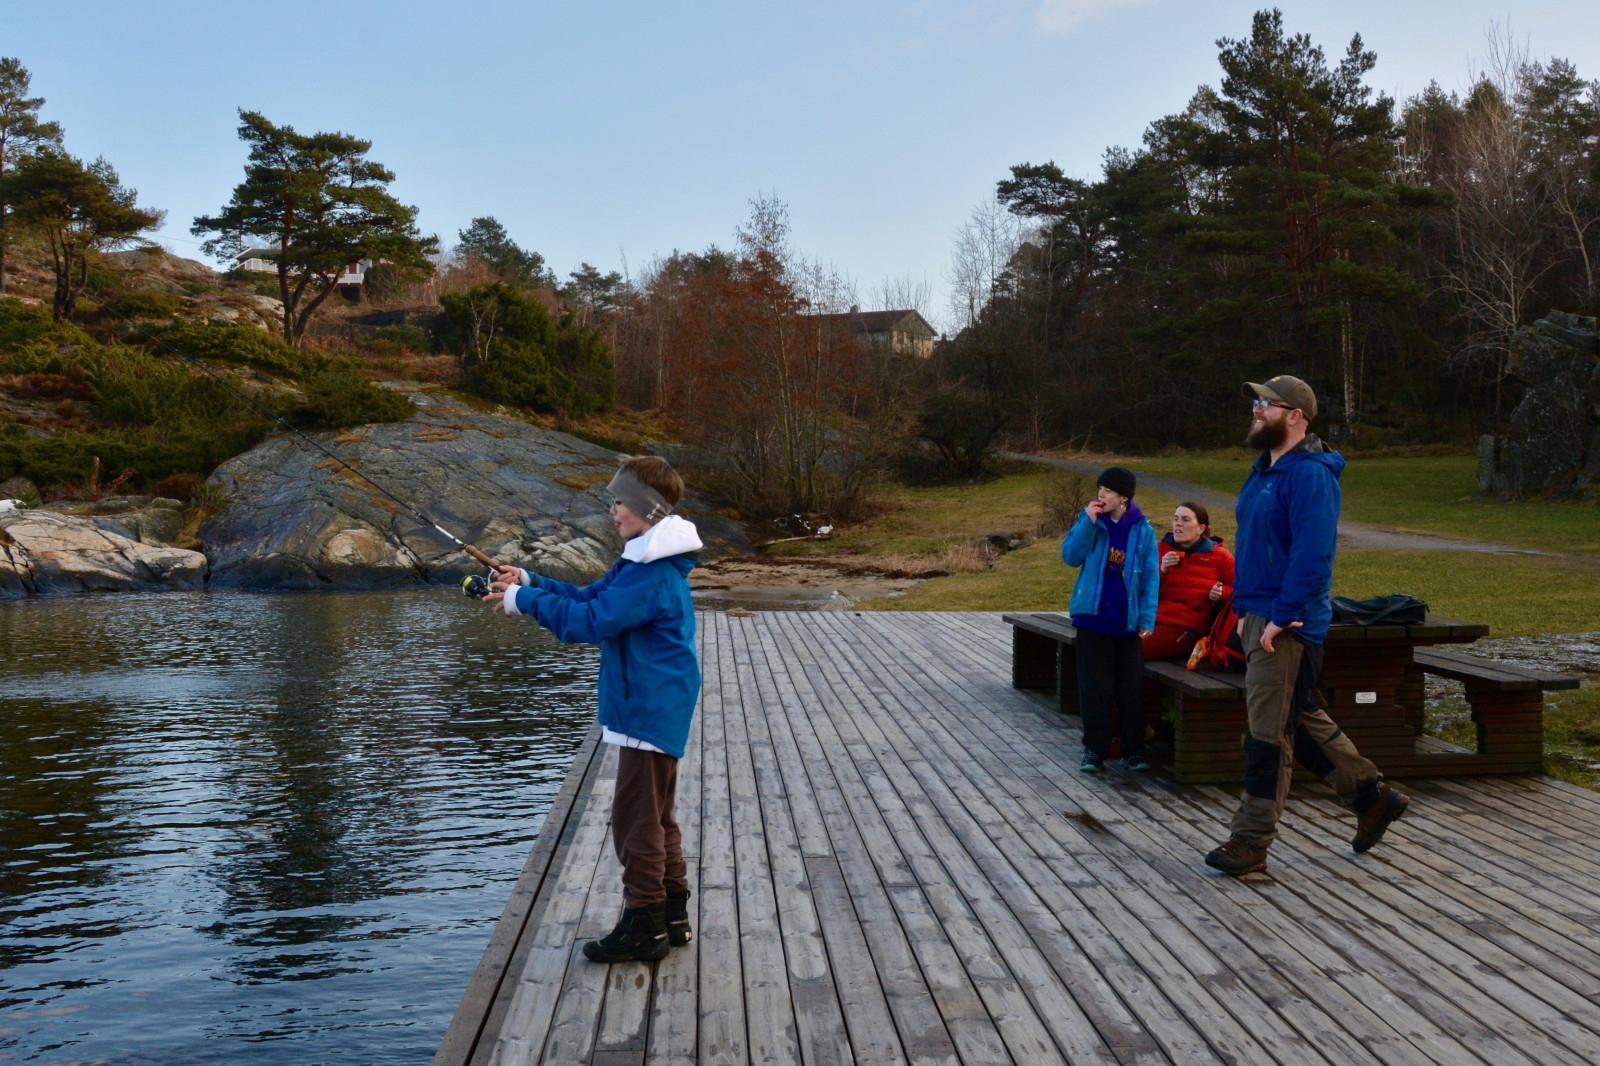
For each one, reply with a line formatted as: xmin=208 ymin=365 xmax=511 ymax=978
xmin=1205 ymin=376 xmax=1410 ymax=876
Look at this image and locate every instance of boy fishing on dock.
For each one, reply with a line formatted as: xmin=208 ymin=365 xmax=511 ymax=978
xmin=484 ymin=455 xmax=703 ymax=962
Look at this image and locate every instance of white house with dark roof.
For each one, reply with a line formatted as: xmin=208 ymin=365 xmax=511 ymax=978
xmin=231 ymin=248 xmax=370 ymax=291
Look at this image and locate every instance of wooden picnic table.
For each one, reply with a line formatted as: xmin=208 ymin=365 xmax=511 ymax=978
xmin=1003 ymin=612 xmax=1579 ymax=783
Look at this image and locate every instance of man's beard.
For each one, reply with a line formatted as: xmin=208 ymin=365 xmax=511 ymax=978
xmin=1245 ymin=417 xmax=1288 ymax=451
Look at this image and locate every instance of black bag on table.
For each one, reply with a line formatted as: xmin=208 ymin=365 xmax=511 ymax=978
xmin=1329 ymin=594 xmax=1428 ymax=626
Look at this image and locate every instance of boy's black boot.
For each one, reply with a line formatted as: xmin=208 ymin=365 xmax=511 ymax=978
xmin=665 ymin=888 xmax=693 ymax=947
xmin=582 ymin=903 xmax=670 ymax=963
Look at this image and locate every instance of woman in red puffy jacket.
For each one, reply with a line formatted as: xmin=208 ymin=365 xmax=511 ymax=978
xmin=1142 ymin=501 xmax=1235 ymax=660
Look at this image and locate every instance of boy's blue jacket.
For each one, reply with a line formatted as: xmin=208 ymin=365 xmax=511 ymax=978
xmin=506 ymin=516 xmax=701 ymax=758
xmin=1232 ymin=435 xmax=1345 ymax=644
xmin=1061 ymin=503 xmax=1159 ymax=633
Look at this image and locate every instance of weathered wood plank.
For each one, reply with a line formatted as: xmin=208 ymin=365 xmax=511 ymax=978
xmin=697 ymin=613 xmax=746 ymax=1066
xmin=434 ymin=726 xmax=604 ymax=1066
xmin=869 ymin=614 xmax=1477 ymax=1066
xmin=457 ymin=611 xmax=1600 ymax=1066
xmin=721 ymin=618 xmax=803 ymax=1066
xmin=763 ymin=615 xmax=960 ymax=1064
xmin=842 ymin=613 xmax=1334 ymax=1066
xmin=734 ymin=618 xmax=858 ymax=1064
xmin=786 ymin=613 xmax=1134 ymax=1065
xmin=486 ymin=744 xmax=618 ymax=1066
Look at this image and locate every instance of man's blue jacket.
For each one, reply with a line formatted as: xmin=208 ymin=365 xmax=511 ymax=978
xmin=1061 ymin=503 xmax=1159 ymax=634
xmin=1232 ymin=435 xmax=1345 ymax=644
xmin=506 ymin=517 xmax=701 ymax=758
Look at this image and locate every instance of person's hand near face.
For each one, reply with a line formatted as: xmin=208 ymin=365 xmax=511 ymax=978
xmin=1086 ymin=486 xmax=1127 ymax=524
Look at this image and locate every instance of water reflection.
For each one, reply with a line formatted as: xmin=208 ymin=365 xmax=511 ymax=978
xmin=0 ymin=590 xmax=595 ymax=1064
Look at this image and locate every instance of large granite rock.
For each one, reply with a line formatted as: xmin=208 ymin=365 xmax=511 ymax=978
xmin=200 ymin=389 xmax=748 ymax=591
xmin=0 ymin=509 xmax=207 ymax=597
xmin=1477 ymin=311 xmax=1600 ymax=499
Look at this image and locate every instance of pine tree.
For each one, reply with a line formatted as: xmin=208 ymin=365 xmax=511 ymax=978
xmin=0 ymin=57 xmax=64 ymax=294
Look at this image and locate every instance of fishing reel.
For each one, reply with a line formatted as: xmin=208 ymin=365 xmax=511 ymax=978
xmin=461 ymin=570 xmax=494 ymax=599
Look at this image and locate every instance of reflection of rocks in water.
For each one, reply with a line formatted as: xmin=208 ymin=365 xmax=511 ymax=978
xmin=0 ymin=692 xmax=130 ymax=969
xmin=0 ymin=589 xmax=598 ymax=1061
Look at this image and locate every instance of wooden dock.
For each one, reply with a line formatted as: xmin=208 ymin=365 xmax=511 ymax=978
xmin=436 ymin=611 xmax=1600 ymax=1066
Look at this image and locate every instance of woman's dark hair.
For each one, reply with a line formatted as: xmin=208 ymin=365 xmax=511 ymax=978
xmin=1177 ymin=501 xmax=1210 ymax=534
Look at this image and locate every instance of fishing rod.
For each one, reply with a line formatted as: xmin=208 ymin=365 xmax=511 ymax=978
xmin=93 ymin=297 xmax=506 ymax=593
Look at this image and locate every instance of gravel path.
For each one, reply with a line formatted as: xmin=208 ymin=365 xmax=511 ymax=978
xmin=1009 ymin=453 xmax=1560 ymax=556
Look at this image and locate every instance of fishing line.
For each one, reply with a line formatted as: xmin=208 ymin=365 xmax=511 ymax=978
xmin=90 ymin=297 xmax=502 ymax=571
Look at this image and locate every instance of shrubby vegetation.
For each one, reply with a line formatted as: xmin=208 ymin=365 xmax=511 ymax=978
xmin=0 ymin=296 xmax=415 ymax=491
xmin=438 ymin=281 xmax=614 ymax=416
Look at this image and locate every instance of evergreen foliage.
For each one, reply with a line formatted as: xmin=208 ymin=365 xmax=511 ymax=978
xmin=936 ymin=7 xmax=1599 ymax=456
xmin=0 ymin=150 xmax=162 ymax=321
xmin=192 ymin=110 xmax=438 ymax=346
xmin=455 ymin=216 xmax=553 ymax=288
xmin=438 ymin=282 xmax=614 ymax=415
xmin=0 ymin=57 xmax=63 ymax=294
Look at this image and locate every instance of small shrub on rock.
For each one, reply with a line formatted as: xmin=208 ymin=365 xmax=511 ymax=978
xmin=374 ymin=323 xmax=431 ymax=352
xmin=157 ymin=320 xmax=320 ymax=379
xmin=288 ymin=366 xmax=416 ymax=429
xmin=101 ymin=292 xmax=181 ymax=320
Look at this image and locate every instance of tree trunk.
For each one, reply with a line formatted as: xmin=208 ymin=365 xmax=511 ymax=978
xmin=1340 ymin=301 xmax=1356 ymax=442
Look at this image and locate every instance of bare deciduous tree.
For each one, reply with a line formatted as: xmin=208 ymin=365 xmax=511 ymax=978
xmin=1430 ymin=28 xmax=1555 ymax=413
xmin=945 ymin=199 xmax=1019 ymax=331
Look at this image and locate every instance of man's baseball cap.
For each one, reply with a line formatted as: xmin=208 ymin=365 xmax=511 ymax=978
xmin=1244 ymin=375 xmax=1317 ymax=419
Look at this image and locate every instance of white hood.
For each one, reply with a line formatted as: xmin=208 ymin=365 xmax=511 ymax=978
xmin=621 ymin=514 xmax=703 ymax=564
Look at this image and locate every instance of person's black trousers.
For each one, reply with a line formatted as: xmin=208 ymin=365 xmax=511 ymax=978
xmin=1076 ymin=628 xmax=1146 ymax=759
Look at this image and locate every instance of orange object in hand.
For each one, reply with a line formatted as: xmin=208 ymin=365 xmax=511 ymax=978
xmin=1186 ymin=637 xmax=1210 ymax=671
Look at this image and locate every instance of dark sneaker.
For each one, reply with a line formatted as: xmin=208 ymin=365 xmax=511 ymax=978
xmin=1205 ymin=836 xmax=1269 ymax=876
xmin=665 ymin=888 xmax=693 ymax=947
xmin=1080 ymin=750 xmax=1105 ymax=773
xmin=582 ymin=904 xmax=670 ymax=963
xmin=1122 ymin=755 xmax=1151 ymax=773
xmin=1352 ymin=783 xmax=1409 ymax=854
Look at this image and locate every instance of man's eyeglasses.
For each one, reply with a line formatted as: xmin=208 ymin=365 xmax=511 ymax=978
xmin=1251 ymin=398 xmax=1293 ymax=412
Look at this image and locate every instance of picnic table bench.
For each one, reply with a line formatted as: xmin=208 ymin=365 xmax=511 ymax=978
xmin=1002 ymin=611 xmax=1580 ymax=784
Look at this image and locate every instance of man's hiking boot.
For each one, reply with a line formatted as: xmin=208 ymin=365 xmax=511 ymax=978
xmin=582 ymin=904 xmax=670 ymax=963
xmin=1080 ymin=750 xmax=1104 ymax=773
xmin=1352 ymin=783 xmax=1410 ymax=854
xmin=1122 ymin=754 xmax=1151 ymax=773
xmin=665 ymin=888 xmax=693 ymax=947
xmin=1205 ymin=836 xmax=1269 ymax=876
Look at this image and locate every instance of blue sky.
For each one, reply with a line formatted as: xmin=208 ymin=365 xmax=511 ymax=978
xmin=11 ymin=1 xmax=1600 ymax=330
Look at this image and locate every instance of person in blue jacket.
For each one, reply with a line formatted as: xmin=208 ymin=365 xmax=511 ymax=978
xmin=485 ymin=455 xmax=701 ymax=962
xmin=1062 ymin=467 xmax=1160 ymax=773
xmin=1205 ymin=376 xmax=1409 ymax=877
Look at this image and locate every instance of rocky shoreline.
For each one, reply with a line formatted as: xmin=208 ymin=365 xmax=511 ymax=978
xmin=0 ymin=390 xmax=748 ymax=599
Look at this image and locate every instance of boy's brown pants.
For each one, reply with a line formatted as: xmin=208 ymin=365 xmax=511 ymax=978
xmin=613 ymin=746 xmax=689 ymax=909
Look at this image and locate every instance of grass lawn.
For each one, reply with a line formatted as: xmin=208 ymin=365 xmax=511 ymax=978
xmin=778 ymin=471 xmax=1071 ymax=559
xmin=1125 ymin=450 xmax=1600 ymax=555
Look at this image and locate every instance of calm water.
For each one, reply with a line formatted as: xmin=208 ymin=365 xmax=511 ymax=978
xmin=0 ymin=590 xmax=597 ymax=1065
